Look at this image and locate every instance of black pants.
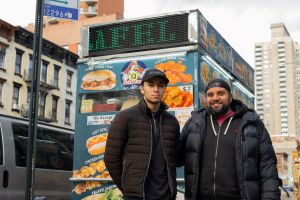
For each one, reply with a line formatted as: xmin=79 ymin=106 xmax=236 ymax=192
xmin=124 ymin=197 xmax=143 ymax=200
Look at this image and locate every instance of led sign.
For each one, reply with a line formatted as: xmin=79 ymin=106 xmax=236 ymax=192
xmin=88 ymin=13 xmax=189 ymax=56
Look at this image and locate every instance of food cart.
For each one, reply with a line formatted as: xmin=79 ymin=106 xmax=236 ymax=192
xmin=71 ymin=9 xmax=255 ymax=200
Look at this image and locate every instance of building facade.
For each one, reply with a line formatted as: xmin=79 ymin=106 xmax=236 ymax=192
xmin=0 ymin=19 xmax=78 ymax=129
xmin=26 ymin=0 xmax=124 ymax=56
xmin=254 ymin=23 xmax=300 ymax=185
xmin=79 ymin=0 xmax=124 ymax=20
xmin=255 ymin=23 xmax=300 ymax=137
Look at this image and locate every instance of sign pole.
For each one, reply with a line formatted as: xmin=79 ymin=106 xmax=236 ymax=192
xmin=25 ymin=0 xmax=44 ymax=199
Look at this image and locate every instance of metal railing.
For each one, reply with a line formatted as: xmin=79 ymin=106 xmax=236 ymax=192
xmin=69 ymin=177 xmax=185 ymax=183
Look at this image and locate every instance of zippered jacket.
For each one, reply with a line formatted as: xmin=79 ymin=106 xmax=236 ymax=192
xmin=178 ymin=99 xmax=280 ymax=200
xmin=104 ymin=99 xmax=180 ymax=199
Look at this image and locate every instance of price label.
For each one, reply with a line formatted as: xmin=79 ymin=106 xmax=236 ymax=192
xmin=182 ymin=85 xmax=192 ymax=92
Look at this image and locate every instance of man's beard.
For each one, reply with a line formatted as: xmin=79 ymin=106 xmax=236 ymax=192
xmin=207 ymin=102 xmax=231 ymax=116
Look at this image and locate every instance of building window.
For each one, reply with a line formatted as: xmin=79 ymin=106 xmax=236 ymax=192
xmin=39 ymin=92 xmax=46 ymax=117
xmin=65 ymin=101 xmax=71 ymax=125
xmin=15 ymin=49 xmax=23 ymax=75
xmin=88 ymin=5 xmax=95 ymax=12
xmin=0 ymin=82 xmax=3 ymax=106
xmin=52 ymin=96 xmax=58 ymax=121
xmin=0 ymin=45 xmax=6 ymax=70
xmin=67 ymin=71 xmax=73 ymax=88
xmin=27 ymin=87 xmax=31 ymax=103
xmin=28 ymin=55 xmax=33 ymax=80
xmin=66 ymin=71 xmax=73 ymax=94
xmin=0 ymin=127 xmax=2 ymax=165
xmin=41 ymin=61 xmax=48 ymax=83
xmin=12 ymin=83 xmax=21 ymax=111
xmin=53 ymin=65 xmax=60 ymax=87
xmin=77 ymin=44 xmax=82 ymax=57
xmin=79 ymin=7 xmax=84 ymax=14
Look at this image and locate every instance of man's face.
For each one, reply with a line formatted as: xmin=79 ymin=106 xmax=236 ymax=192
xmin=206 ymin=87 xmax=232 ymax=115
xmin=141 ymin=77 xmax=166 ymax=105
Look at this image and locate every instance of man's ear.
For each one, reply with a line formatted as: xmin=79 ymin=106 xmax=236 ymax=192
xmin=140 ymin=85 xmax=144 ymax=95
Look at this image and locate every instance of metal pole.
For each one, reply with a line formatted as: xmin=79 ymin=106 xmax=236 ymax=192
xmin=25 ymin=0 xmax=44 ymax=199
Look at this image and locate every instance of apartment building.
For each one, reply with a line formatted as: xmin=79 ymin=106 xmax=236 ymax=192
xmin=26 ymin=0 xmax=124 ymax=56
xmin=0 ymin=19 xmax=78 ymax=129
xmin=254 ymin=23 xmax=300 ymax=185
xmin=255 ymin=23 xmax=300 ymax=136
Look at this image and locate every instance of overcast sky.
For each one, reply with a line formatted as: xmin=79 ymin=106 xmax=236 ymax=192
xmin=0 ymin=0 xmax=299 ymax=67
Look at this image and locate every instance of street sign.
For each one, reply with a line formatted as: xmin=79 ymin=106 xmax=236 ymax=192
xmin=44 ymin=0 xmax=79 ymax=20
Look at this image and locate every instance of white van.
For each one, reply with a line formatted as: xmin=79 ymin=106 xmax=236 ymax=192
xmin=0 ymin=115 xmax=74 ymax=200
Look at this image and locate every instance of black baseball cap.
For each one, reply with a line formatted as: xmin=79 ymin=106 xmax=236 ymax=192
xmin=141 ymin=69 xmax=169 ymax=85
xmin=205 ymin=78 xmax=231 ymax=92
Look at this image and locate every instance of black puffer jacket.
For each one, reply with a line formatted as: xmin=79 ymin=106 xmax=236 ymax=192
xmin=178 ymin=100 xmax=280 ymax=200
xmin=104 ymin=99 xmax=180 ymax=199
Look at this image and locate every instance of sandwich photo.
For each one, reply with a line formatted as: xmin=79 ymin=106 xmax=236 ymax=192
xmin=81 ymin=70 xmax=116 ymax=90
xmin=86 ymin=133 xmax=108 ymax=155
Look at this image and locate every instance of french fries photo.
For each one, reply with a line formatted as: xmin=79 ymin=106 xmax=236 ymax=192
xmin=155 ymin=60 xmax=192 ymax=85
xmin=163 ymin=86 xmax=193 ymax=108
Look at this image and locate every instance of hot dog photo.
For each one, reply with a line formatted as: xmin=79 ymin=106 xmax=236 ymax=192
xmin=81 ymin=70 xmax=116 ymax=90
xmin=86 ymin=133 xmax=108 ymax=155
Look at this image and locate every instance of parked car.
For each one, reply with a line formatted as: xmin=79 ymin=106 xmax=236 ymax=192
xmin=0 ymin=115 xmax=74 ymax=200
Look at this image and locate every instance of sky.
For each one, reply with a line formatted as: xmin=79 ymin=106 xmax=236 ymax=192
xmin=0 ymin=0 xmax=300 ymax=67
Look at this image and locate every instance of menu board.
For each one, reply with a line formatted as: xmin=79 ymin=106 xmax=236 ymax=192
xmin=164 ymin=85 xmax=194 ymax=130
xmin=72 ymin=111 xmax=123 ymax=200
xmin=232 ymin=53 xmax=255 ymax=92
xmin=198 ymin=12 xmax=254 ymax=92
xmin=199 ymin=14 xmax=233 ymax=72
xmin=77 ymin=53 xmax=197 ymax=93
xmin=199 ymin=60 xmax=230 ymax=90
xmin=231 ymin=83 xmax=254 ymax=109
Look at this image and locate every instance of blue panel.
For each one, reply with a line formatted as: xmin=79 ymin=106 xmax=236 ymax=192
xmin=44 ymin=3 xmax=78 ymax=20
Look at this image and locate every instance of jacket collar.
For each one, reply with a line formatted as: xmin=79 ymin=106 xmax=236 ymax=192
xmin=230 ymin=99 xmax=259 ymax=128
xmin=205 ymin=99 xmax=249 ymax=118
xmin=191 ymin=109 xmax=207 ymax=126
xmin=239 ymin=110 xmax=260 ymax=130
xmin=194 ymin=99 xmax=259 ymax=127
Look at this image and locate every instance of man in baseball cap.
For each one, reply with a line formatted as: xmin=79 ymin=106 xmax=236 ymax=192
xmin=105 ymin=68 xmax=180 ymax=200
xmin=178 ymin=78 xmax=280 ymax=200
xmin=205 ymin=78 xmax=231 ymax=92
xmin=205 ymin=78 xmax=232 ymax=115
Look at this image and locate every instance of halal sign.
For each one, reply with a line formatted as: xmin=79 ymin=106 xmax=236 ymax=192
xmin=121 ymin=61 xmax=147 ymax=89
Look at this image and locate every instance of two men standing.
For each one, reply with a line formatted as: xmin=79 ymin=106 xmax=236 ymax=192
xmin=105 ymin=68 xmax=280 ymax=200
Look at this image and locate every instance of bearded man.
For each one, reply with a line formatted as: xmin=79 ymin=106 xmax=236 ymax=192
xmin=178 ymin=78 xmax=280 ymax=200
